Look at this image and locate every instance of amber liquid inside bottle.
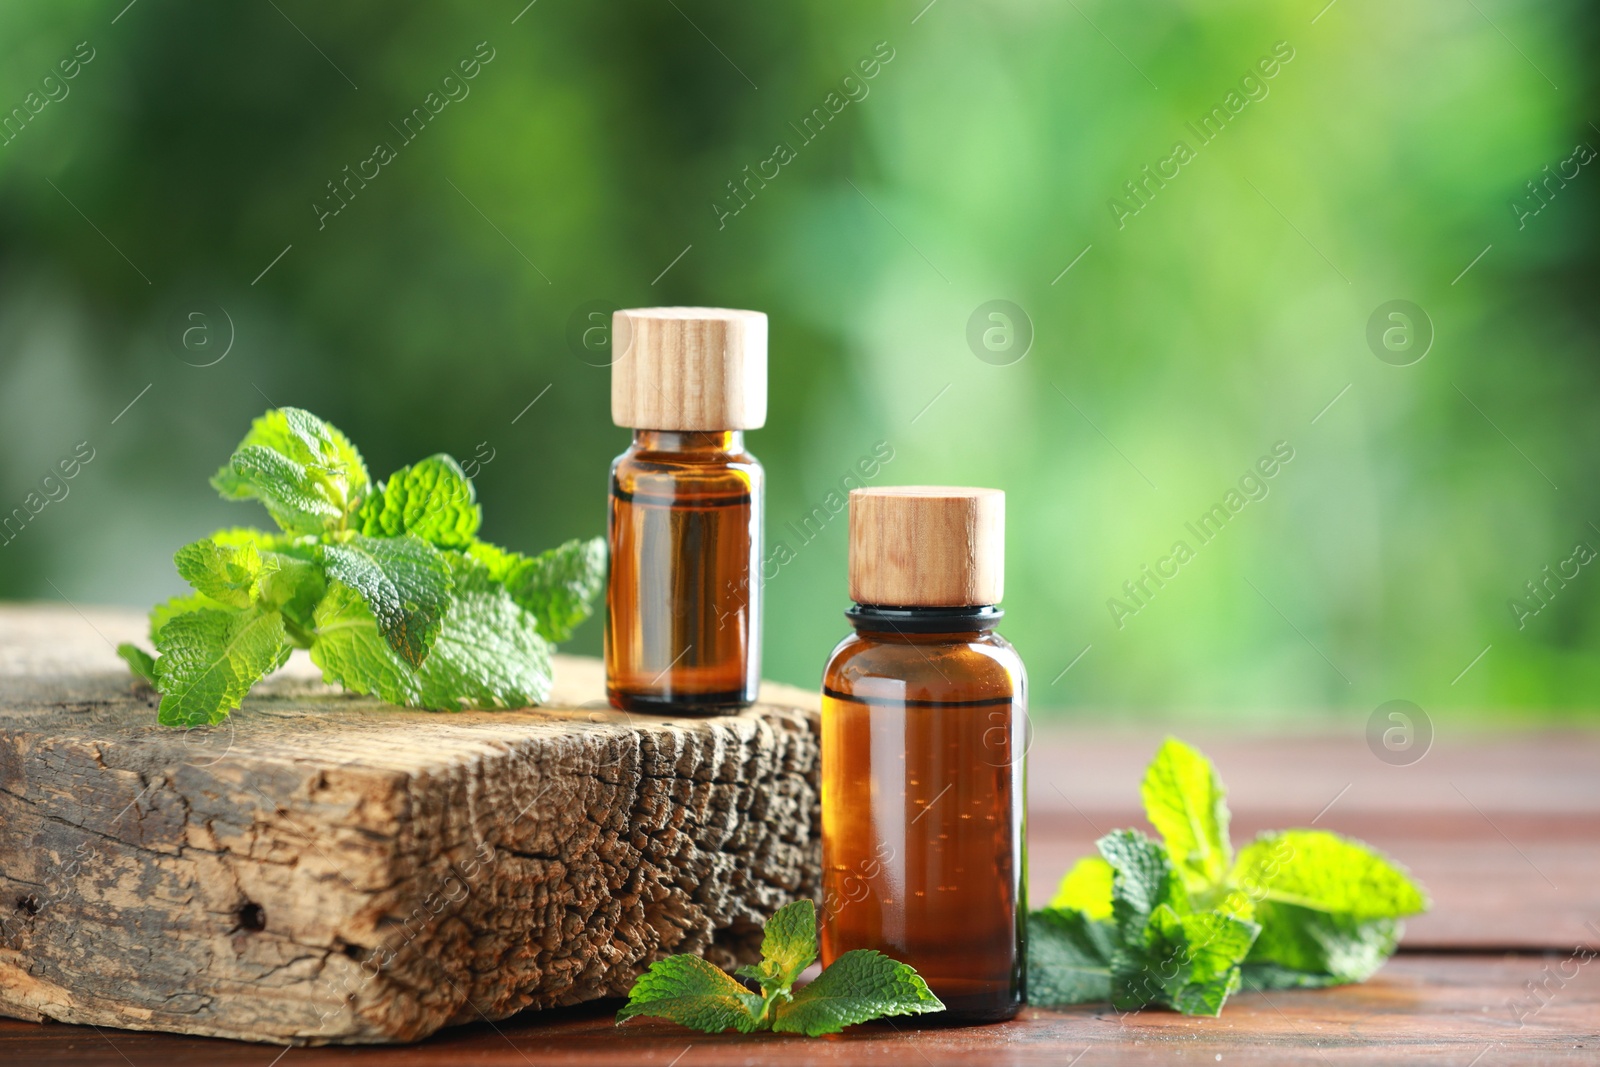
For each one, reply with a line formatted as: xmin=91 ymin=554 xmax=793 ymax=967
xmin=820 ymin=609 xmax=1026 ymax=1022
xmin=606 ymin=429 xmax=762 ymax=713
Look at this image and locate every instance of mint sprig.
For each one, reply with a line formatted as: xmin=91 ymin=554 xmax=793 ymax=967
xmin=617 ymin=900 xmax=945 ymax=1036
xmin=1030 ymin=737 xmax=1430 ymax=1015
xmin=116 ymin=407 xmax=605 ymax=726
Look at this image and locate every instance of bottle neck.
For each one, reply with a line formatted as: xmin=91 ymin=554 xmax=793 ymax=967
xmin=632 ymin=429 xmax=744 ymax=455
xmin=846 ymin=603 xmax=1003 ymax=638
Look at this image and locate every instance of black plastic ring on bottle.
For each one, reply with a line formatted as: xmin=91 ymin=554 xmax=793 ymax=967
xmin=845 ymin=604 xmax=1004 ymax=633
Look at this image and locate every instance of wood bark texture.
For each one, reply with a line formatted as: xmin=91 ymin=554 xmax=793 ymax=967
xmin=0 ymin=606 xmax=821 ymax=1045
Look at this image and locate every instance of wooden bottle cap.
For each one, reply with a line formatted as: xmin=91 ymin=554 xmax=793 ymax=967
xmin=849 ymin=486 xmax=1005 ymax=607
xmin=610 ymin=307 xmax=768 ymax=430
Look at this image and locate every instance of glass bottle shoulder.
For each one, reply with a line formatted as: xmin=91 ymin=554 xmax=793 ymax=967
xmin=610 ymin=432 xmax=762 ymax=503
xmin=822 ymin=628 xmax=1026 ymax=706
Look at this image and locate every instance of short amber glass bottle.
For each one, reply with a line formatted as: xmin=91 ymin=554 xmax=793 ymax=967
xmin=604 ymin=308 xmax=767 ymax=713
xmin=820 ymin=486 xmax=1026 ymax=1022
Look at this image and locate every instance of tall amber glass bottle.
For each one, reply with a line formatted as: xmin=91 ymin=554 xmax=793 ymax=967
xmin=605 ymin=307 xmax=766 ymax=713
xmin=820 ymin=486 xmax=1026 ymax=1022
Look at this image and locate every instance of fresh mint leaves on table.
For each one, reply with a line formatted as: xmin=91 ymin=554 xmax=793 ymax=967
xmin=617 ymin=900 xmax=945 ymax=1035
xmin=1029 ymin=738 xmax=1429 ymax=1016
xmin=117 ymin=407 xmax=605 ymax=727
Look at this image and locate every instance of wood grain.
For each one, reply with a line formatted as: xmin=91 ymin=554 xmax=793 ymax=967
xmin=848 ymin=486 xmax=1005 ymax=607
xmin=610 ymin=307 xmax=767 ymax=430
xmin=0 ymin=606 xmax=820 ymax=1045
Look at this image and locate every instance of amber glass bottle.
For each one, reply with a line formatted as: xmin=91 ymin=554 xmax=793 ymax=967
xmin=605 ymin=308 xmax=766 ymax=713
xmin=820 ymin=486 xmax=1026 ymax=1022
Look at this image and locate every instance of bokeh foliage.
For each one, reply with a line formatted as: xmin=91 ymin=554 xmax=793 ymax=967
xmin=0 ymin=1 xmax=1594 ymax=717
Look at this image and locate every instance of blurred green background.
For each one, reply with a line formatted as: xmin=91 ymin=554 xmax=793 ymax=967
xmin=1 ymin=0 xmax=1594 ymax=720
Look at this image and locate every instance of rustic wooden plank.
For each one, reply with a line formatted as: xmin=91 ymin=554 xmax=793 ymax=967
xmin=1028 ymin=733 xmax=1600 ymax=951
xmin=0 ymin=606 xmax=821 ymax=1046
xmin=1 ymin=955 xmax=1595 ymax=1064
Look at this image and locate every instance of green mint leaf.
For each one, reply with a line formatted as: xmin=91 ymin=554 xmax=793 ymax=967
xmin=1049 ymin=855 xmax=1114 ymax=921
xmin=412 ymin=579 xmax=553 ymax=709
xmin=215 ymin=443 xmax=342 ymax=534
xmin=256 ymin=551 xmax=326 ymax=648
xmin=153 ymin=607 xmax=289 ymax=726
xmin=736 ymin=899 xmax=818 ymax=995
xmin=211 ymin=408 xmax=369 ymax=534
xmin=1232 ymin=830 xmax=1429 ymax=920
xmin=150 ymin=593 xmax=229 ymax=638
xmin=210 ymin=530 xmax=324 ymax=643
xmin=357 ymin=453 xmax=482 ymax=548
xmin=208 ymin=526 xmax=295 ymax=552
xmin=310 ymin=561 xmax=552 ymax=711
xmin=1239 ymin=961 xmax=1350 ymax=991
xmin=308 ymin=581 xmax=424 ymax=706
xmin=615 ymin=955 xmax=765 ymax=1033
xmin=1232 ymin=831 xmax=1425 ymax=986
xmin=1097 ymin=829 xmax=1192 ymax=1012
xmin=117 ymin=643 xmax=158 ymax=687
xmin=1098 ymin=829 xmax=1186 ymax=941
xmin=143 ymin=408 xmax=602 ymax=729
xmin=1142 ymin=736 xmax=1232 ymax=897
xmin=1026 ymin=907 xmax=1116 ymax=1006
xmin=771 ymin=949 xmax=944 ymax=1036
xmin=1033 ymin=744 xmax=1430 ymax=1015
xmin=1108 ymin=944 xmax=1161 ymax=1011
xmin=1247 ymin=904 xmax=1402 ymax=984
xmin=470 ymin=536 xmax=606 ymax=643
xmin=173 ymin=537 xmax=268 ymax=609
xmin=320 ymin=533 xmax=452 ymax=666
xmin=1142 ymin=904 xmax=1260 ymax=1016
xmin=205 ymin=528 xmax=326 ymax=644
xmin=464 ymin=538 xmax=520 ymax=580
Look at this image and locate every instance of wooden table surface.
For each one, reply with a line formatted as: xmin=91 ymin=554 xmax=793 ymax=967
xmin=5 ymin=713 xmax=1598 ymax=1062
